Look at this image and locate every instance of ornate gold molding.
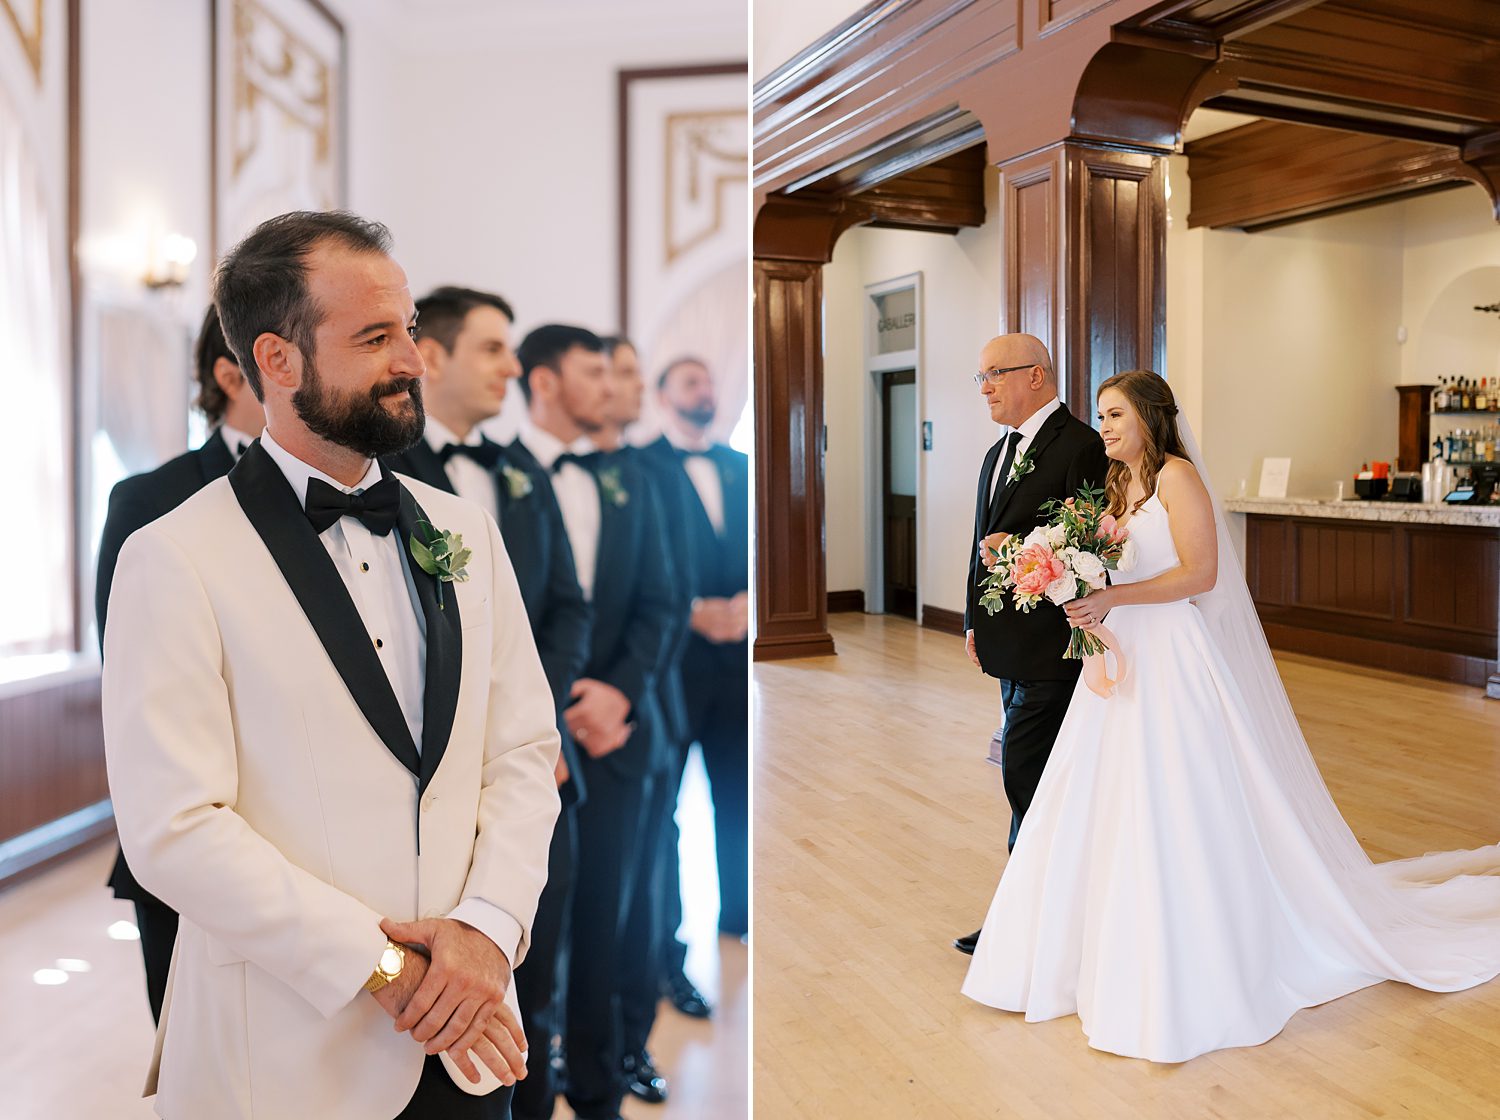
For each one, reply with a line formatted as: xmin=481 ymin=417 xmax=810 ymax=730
xmin=665 ymin=108 xmax=747 ymax=264
xmin=231 ymin=0 xmax=333 ymax=183
xmin=1 ymin=0 xmax=43 ymax=85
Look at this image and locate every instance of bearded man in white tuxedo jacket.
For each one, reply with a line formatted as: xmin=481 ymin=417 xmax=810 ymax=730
xmin=102 ymin=210 xmax=561 ymax=1120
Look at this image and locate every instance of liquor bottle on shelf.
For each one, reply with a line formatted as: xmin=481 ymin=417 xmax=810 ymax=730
xmin=1435 ymin=378 xmax=1449 ymax=411
xmin=1479 ymin=379 xmax=1490 ymax=412
xmin=1464 ymin=379 xmax=1475 ymax=410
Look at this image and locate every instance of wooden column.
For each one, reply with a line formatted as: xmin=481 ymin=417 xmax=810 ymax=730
xmin=999 ymin=141 xmax=1166 ymax=412
xmin=753 ymin=257 xmax=837 ymax=660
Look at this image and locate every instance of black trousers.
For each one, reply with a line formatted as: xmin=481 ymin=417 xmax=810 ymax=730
xmin=698 ymin=697 xmax=749 ymax=936
xmin=658 ymin=742 xmax=692 ymax=976
xmin=395 ymin=1054 xmax=514 ymax=1119
xmin=511 ymin=808 xmax=576 ymax=1120
xmin=133 ymin=894 xmax=179 ymax=1024
xmin=998 ymin=676 xmax=1077 ymax=851
xmin=564 ymin=760 xmax=646 ymax=1120
xmin=619 ymin=760 xmax=678 ymax=1057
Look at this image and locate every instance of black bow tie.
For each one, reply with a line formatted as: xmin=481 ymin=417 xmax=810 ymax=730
xmin=304 ymin=475 xmax=402 ymax=536
xmin=552 ymin=451 xmax=602 ymax=475
xmin=438 ymin=440 xmax=503 ymax=470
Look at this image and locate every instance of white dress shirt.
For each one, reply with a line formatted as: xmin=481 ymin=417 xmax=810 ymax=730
xmin=259 ymin=428 xmax=518 ymax=962
xmin=518 ymin=419 xmax=601 ymax=599
xmin=663 ymin=425 xmax=725 ymax=536
xmin=989 ymin=395 xmax=1062 ymax=504
xmin=424 ymin=416 xmax=501 ymax=522
xmin=220 ymin=423 xmax=256 ymax=458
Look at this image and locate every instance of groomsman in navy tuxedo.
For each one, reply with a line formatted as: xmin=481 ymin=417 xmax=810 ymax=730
xmin=512 ymin=325 xmax=675 ymax=1120
xmin=639 ymin=358 xmax=750 ymax=952
xmin=383 ymin=287 xmax=591 ymax=1120
xmin=95 ymin=303 xmax=266 ymax=1023
xmin=595 ymin=337 xmax=693 ymax=1105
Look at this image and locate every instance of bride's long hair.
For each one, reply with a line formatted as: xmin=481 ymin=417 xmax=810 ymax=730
xmin=1098 ymin=369 xmax=1189 ymax=518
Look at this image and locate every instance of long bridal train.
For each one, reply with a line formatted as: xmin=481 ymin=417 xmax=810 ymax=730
xmin=961 ymin=419 xmax=1500 ymax=1064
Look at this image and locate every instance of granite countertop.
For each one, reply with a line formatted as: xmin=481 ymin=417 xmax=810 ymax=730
xmin=1225 ymin=496 xmax=1500 ymax=528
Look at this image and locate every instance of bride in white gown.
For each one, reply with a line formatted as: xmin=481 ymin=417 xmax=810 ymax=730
xmin=961 ymin=369 xmax=1500 ymax=1063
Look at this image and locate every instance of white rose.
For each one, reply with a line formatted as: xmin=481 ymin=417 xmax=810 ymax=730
xmin=1071 ymin=549 xmax=1108 ymax=590
xmin=1044 ymin=573 xmax=1078 ymax=606
xmin=1023 ymin=526 xmax=1051 ymax=551
xmin=1047 ymin=523 xmax=1068 ymax=549
xmin=1118 ymin=536 xmax=1139 ymax=573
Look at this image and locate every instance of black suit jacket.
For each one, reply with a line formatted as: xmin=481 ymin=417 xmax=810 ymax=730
xmin=97 ymin=429 xmax=237 ymax=901
xmin=384 ymin=436 xmax=592 ymax=806
xmin=964 ymin=403 xmax=1112 ymax=682
xmin=640 ymin=437 xmax=749 ymax=730
xmin=510 ymin=439 xmax=676 ymax=780
xmin=627 ymin=443 xmax=698 ymax=751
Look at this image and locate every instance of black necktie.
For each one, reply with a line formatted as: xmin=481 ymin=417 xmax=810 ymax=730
xmin=304 ymin=475 xmax=402 ymax=536
xmin=552 ymin=451 xmax=602 ymax=475
xmin=438 ymin=440 xmax=503 ymax=470
xmin=989 ymin=431 xmax=1024 ymax=519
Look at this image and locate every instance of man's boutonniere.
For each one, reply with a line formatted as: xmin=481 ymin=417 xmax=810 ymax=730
xmin=501 ymin=464 xmax=533 ymax=501
xmin=1008 ymin=446 xmax=1037 ymax=485
xmin=597 ymin=466 xmax=629 ymax=507
xmin=408 ymin=519 xmax=471 ymax=610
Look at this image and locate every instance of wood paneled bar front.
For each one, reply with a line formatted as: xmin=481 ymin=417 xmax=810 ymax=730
xmin=1230 ymin=498 xmax=1500 ymax=694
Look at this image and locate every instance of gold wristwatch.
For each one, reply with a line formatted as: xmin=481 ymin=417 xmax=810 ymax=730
xmin=363 ymin=940 xmax=406 ymax=994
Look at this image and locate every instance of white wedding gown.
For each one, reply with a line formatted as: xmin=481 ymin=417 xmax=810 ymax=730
xmin=961 ymin=487 xmax=1500 ymax=1063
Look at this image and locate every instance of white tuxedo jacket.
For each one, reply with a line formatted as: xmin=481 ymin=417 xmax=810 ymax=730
xmin=102 ymin=444 xmax=561 ymax=1119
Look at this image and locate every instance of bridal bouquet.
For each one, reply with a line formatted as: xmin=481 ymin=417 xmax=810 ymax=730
xmin=979 ymin=485 xmax=1134 ymax=658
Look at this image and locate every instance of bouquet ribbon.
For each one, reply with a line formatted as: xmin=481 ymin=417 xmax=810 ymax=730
xmin=1080 ymin=623 xmax=1128 ymax=699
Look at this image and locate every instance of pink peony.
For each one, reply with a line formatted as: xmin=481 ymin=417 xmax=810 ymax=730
xmin=1097 ymin=514 xmax=1128 ymax=545
xmin=1010 ymin=542 xmax=1066 ymax=597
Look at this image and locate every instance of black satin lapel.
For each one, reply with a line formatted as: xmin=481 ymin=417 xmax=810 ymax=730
xmin=986 ymin=409 xmax=1069 ymax=532
xmin=228 ymin=444 xmax=420 ymax=778
xmin=396 ymin=486 xmax=462 ymax=794
xmin=395 ymin=441 xmax=456 ymax=493
xmin=976 ymin=439 xmax=1004 ymax=533
xmin=199 ymin=429 xmax=236 ymax=484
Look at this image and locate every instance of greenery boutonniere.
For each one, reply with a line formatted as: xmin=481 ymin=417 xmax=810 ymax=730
xmin=1008 ymin=446 xmax=1037 ymax=485
xmin=408 ymin=519 xmax=471 ymax=610
xmin=501 ymin=464 xmax=533 ymax=501
xmin=597 ymin=466 xmax=629 ymax=507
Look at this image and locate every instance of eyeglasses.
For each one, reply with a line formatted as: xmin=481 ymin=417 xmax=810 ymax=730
xmin=972 ymin=364 xmax=1035 ymax=386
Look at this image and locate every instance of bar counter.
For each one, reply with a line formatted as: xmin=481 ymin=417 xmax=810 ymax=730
xmin=1224 ymin=497 xmax=1499 ymax=695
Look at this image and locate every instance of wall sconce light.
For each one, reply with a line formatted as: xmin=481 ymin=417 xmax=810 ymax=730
xmin=143 ymin=233 xmax=197 ymax=290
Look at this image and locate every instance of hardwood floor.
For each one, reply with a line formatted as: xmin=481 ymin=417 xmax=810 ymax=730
xmin=0 ymin=753 xmax=746 ymax=1119
xmin=753 ymin=613 xmax=1500 ymax=1120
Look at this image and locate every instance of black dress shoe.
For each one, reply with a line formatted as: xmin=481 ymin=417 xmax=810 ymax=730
xmin=622 ymin=1050 xmax=669 ymax=1104
xmin=664 ymin=969 xmax=713 ymax=1019
xmin=953 ymin=928 xmax=982 ymax=955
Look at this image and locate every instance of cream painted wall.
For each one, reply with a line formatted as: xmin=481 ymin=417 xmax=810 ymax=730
xmin=1167 ymin=158 xmax=1406 ymax=506
xmin=753 ymin=0 xmax=867 ymax=81
xmin=821 ymin=168 xmax=1002 ymax=615
xmin=1396 ymin=185 xmax=1500 ymax=389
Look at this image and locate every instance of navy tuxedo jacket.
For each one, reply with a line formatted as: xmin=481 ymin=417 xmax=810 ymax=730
xmin=508 ymin=439 xmax=676 ymax=779
xmin=639 ymin=436 xmax=749 ymax=726
xmin=383 ymin=436 xmax=592 ymax=805
xmin=96 ymin=429 xmax=238 ymax=901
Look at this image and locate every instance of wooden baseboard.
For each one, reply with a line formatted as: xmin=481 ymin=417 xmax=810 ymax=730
xmin=921 ymin=605 xmax=965 ymax=636
xmin=1262 ymin=622 xmax=1498 ymax=688
xmin=0 ymin=800 xmax=116 ymax=890
xmin=754 ymin=632 xmax=838 ymax=661
xmin=827 ymin=589 xmax=865 ymax=613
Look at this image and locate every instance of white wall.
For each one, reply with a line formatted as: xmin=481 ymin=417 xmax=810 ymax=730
xmin=821 ymin=167 xmax=1002 ymax=614
xmin=1167 ymin=157 xmax=1407 ymax=504
xmin=753 ymin=0 xmax=867 ymax=81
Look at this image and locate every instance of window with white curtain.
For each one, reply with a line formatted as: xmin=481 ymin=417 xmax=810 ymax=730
xmin=0 ymin=76 xmax=73 ymax=657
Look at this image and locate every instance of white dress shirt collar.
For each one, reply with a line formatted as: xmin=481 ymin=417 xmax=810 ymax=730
xmin=259 ymin=427 xmax=382 ymax=507
xmin=219 ymin=424 xmax=256 ymax=458
xmin=424 ymin=416 xmax=483 ymax=454
xmin=662 ymin=420 xmax=713 ymax=455
xmin=517 ymin=418 xmax=575 ymax=470
xmin=1012 ymin=396 xmax=1062 ymax=445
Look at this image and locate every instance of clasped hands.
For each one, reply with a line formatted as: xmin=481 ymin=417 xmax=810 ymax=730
xmin=565 ymin=678 xmax=633 ymax=758
xmin=691 ymin=591 xmax=749 ymax=644
xmin=370 ymin=916 xmax=526 ymax=1087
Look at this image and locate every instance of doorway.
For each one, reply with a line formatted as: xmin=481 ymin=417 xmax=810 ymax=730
xmin=881 ymin=369 xmax=918 ymax=619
